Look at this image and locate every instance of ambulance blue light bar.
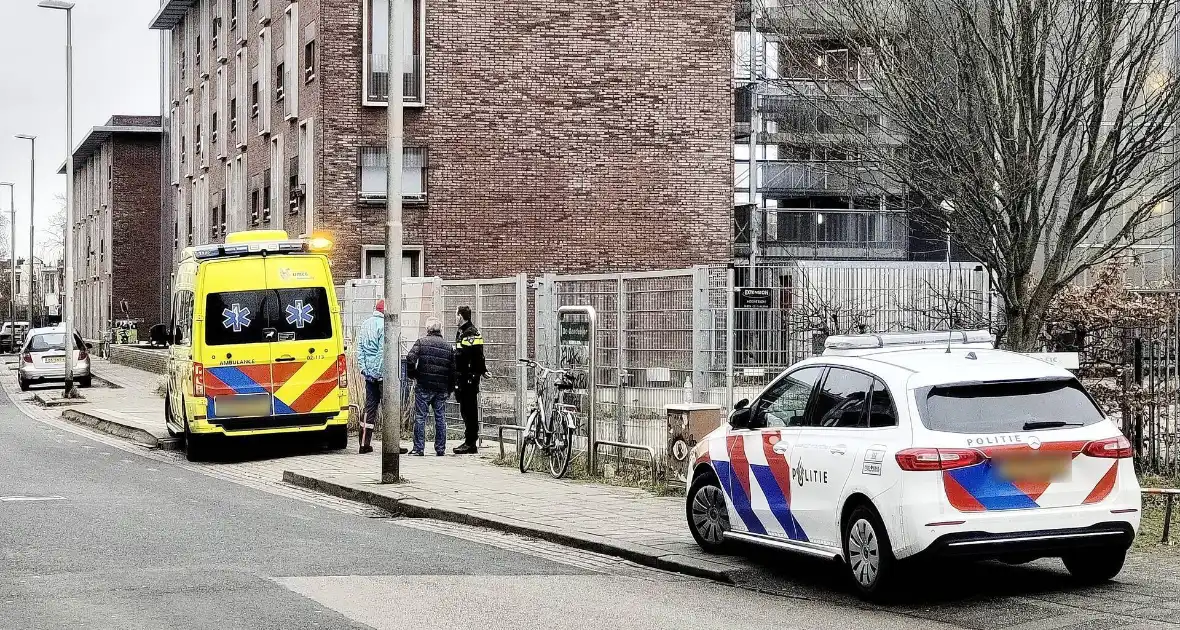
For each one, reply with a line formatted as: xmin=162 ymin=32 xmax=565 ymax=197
xmin=823 ymin=330 xmax=994 ymax=355
xmin=191 ymin=239 xmax=309 ymax=260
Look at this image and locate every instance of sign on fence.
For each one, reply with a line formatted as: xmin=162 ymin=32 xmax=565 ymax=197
xmin=737 ymin=287 xmax=772 ymax=309
xmin=560 ymin=321 xmax=590 ymax=344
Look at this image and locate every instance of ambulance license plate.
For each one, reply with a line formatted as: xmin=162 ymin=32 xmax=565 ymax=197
xmin=215 ymin=394 xmax=272 ymax=418
xmin=998 ymin=454 xmax=1070 ymax=482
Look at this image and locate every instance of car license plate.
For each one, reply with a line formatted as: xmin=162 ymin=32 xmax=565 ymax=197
xmin=43 ymin=356 xmax=64 ymax=364
xmin=214 ymin=394 xmax=272 ymax=418
xmin=998 ymin=454 xmax=1070 ymax=482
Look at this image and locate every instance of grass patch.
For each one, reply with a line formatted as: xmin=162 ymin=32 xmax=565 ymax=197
xmin=489 ymin=446 xmax=682 ymax=497
xmin=1137 ymin=473 xmax=1180 ymax=553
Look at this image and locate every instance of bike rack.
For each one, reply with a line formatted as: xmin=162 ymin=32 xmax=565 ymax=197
xmin=496 ymin=424 xmax=526 ymax=460
xmin=592 ymin=440 xmax=658 ymax=484
xmin=557 ymin=305 xmax=597 ymax=474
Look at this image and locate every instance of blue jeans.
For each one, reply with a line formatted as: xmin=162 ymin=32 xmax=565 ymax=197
xmin=414 ymin=388 xmax=449 ymax=454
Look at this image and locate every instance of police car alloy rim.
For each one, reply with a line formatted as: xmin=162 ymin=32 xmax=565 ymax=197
xmin=691 ymin=485 xmax=730 ymax=544
xmin=848 ymin=518 xmax=880 ymax=587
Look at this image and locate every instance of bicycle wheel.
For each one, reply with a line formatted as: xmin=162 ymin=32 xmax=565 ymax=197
xmin=548 ymin=413 xmax=574 ymax=479
xmin=518 ymin=410 xmax=540 ymax=474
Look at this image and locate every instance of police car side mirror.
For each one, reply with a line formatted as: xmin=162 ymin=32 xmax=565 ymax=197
xmin=734 ymin=398 xmax=749 ymax=411
xmin=729 ymin=406 xmax=753 ymax=429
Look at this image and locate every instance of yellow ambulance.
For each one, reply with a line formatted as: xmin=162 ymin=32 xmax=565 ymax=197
xmin=164 ymin=230 xmax=349 ymax=461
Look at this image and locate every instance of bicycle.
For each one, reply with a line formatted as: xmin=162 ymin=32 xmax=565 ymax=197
xmin=517 ymin=358 xmax=579 ymax=478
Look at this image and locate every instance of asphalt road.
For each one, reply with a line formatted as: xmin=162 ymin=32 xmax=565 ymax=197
xmin=0 ymin=392 xmax=951 ymax=629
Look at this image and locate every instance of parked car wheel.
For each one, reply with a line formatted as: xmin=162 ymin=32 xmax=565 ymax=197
xmin=843 ymin=504 xmax=897 ymax=602
xmin=78 ymin=375 xmax=92 ymax=388
xmin=1063 ymin=547 xmax=1127 ymax=584
xmin=686 ymin=470 xmax=731 ymax=554
xmin=18 ymin=377 xmax=29 ymax=392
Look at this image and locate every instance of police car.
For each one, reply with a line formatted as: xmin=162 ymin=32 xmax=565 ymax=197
xmin=686 ymin=331 xmax=1140 ymax=599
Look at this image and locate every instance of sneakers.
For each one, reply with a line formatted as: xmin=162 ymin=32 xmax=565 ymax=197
xmin=359 ymin=445 xmax=373 ymax=455
xmin=453 ymin=443 xmax=478 ymax=455
xmin=408 ymin=450 xmax=425 ymax=457
xmin=436 ymin=452 xmax=446 ymax=457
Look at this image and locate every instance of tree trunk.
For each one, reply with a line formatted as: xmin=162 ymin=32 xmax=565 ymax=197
xmin=1002 ymin=311 xmax=1043 ymax=352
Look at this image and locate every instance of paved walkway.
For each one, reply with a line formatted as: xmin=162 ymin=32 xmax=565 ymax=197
xmin=48 ymin=359 xmax=750 ymax=579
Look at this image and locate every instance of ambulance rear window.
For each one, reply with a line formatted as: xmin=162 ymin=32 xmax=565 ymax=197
xmin=205 ymin=288 xmax=332 ymax=346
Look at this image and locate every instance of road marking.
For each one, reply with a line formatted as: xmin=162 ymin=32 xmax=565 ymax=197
xmin=0 ymin=495 xmax=66 ymax=502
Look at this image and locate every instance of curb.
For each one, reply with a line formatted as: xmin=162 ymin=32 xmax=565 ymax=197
xmin=282 ymin=470 xmax=738 ymax=584
xmin=60 ymin=409 xmax=180 ymax=450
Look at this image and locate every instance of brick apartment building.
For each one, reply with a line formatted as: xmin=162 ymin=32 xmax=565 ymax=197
xmin=148 ymin=0 xmax=734 ymax=284
xmin=60 ymin=116 xmax=163 ymax=338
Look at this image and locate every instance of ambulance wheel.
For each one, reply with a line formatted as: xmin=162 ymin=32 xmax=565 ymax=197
xmin=184 ymin=424 xmax=207 ymax=462
xmin=687 ymin=470 xmax=731 ymax=554
xmin=1064 ymin=547 xmax=1126 ymax=584
xmin=326 ymin=425 xmax=348 ymax=450
xmin=843 ymin=504 xmax=897 ymax=602
xmin=164 ymin=396 xmax=179 ymax=438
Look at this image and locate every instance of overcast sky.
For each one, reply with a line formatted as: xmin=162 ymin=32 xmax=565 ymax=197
xmin=0 ymin=0 xmax=161 ymax=261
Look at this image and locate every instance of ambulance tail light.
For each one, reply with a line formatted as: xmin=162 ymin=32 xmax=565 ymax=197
xmin=895 ymin=448 xmax=985 ymax=471
xmin=193 ymin=363 xmax=206 ymax=397
xmin=336 ymin=354 xmax=348 ymax=388
xmin=1082 ymin=435 xmax=1133 ymax=459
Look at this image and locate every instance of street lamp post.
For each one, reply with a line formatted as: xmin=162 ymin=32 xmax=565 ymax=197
xmin=381 ymin=0 xmax=405 ymax=483
xmin=0 ymin=182 xmax=13 ymax=353
xmin=15 ymin=136 xmax=35 ymax=333
xmin=38 ymin=0 xmax=76 ymax=396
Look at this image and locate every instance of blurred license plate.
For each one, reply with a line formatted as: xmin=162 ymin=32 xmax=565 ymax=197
xmin=214 ymin=394 xmax=271 ymax=417
xmin=998 ymin=454 xmax=1070 ymax=482
xmin=43 ymin=356 xmax=64 ymax=364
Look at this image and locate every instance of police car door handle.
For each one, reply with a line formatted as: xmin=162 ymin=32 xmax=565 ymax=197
xmin=830 ymin=445 xmax=846 ymax=455
xmin=772 ymin=441 xmax=790 ymax=454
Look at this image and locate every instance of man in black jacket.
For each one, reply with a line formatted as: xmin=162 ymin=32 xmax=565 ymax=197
xmin=453 ymin=305 xmax=487 ymax=454
xmin=406 ymin=317 xmax=455 ymax=456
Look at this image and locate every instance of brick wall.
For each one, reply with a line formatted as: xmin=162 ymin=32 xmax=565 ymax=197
xmin=109 ymin=345 xmax=169 ymax=375
xmin=318 ymin=0 xmax=734 ymax=281
xmin=112 ymin=135 xmax=164 ymax=334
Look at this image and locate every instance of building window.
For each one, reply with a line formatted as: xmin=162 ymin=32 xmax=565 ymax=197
xmin=262 ymin=169 xmax=272 ymax=222
xmin=219 ymin=189 xmax=227 ymax=237
xmin=180 ymin=135 xmax=187 ymax=164
xmin=195 ymin=124 xmax=203 ymax=155
xmin=211 ymin=112 xmax=218 ymax=144
xmin=364 ymin=0 xmax=424 ymax=104
xmin=251 ymin=81 xmax=260 ymax=117
xmin=304 ymin=40 xmax=316 ymax=83
xmin=358 ymin=147 xmax=426 ymax=200
xmin=230 ymin=0 xmax=237 ymax=29
xmin=195 ymin=35 xmax=202 ymax=69
xmin=179 ymin=50 xmax=186 ymax=81
xmin=288 ymin=155 xmax=300 ymax=214
xmin=250 ymin=188 xmax=260 ymax=225
xmin=362 ymin=247 xmax=421 ymax=278
xmin=230 ymin=97 xmax=238 ymax=131
xmin=275 ymin=62 xmax=285 ymax=101
xmin=107 ymin=164 xmax=112 ymax=189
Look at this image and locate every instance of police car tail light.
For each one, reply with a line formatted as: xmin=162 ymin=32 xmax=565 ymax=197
xmin=336 ymin=354 xmax=348 ymax=388
xmin=895 ymin=448 xmax=985 ymax=471
xmin=193 ymin=363 xmax=206 ymax=397
xmin=1081 ymin=435 xmax=1133 ymax=459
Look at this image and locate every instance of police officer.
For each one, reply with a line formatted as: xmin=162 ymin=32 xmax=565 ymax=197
xmin=452 ymin=305 xmax=487 ymax=454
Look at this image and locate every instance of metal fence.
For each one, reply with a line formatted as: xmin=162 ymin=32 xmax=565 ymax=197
xmin=339 ymin=263 xmax=995 ymax=467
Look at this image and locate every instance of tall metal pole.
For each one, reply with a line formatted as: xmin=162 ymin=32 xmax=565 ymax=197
xmin=62 ymin=7 xmax=75 ymax=394
xmin=748 ymin=0 xmax=760 ymax=277
xmin=0 ymin=183 xmax=14 ymax=352
xmin=381 ymin=0 xmax=405 ymax=483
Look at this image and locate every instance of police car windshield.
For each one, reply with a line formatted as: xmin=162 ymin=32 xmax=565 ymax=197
xmin=920 ymin=377 xmax=1105 ymax=434
xmin=205 ymin=288 xmax=332 ymax=346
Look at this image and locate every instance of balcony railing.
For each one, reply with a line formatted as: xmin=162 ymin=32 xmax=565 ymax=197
xmin=735 ymin=206 xmax=908 ymax=258
xmin=753 ymin=160 xmax=898 ymax=194
xmin=368 ymin=54 xmax=423 ymax=103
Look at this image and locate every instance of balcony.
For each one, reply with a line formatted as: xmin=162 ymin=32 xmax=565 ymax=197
xmin=735 ymin=206 xmax=908 ymax=259
xmin=367 ymin=54 xmax=423 ymax=104
xmin=754 ymin=160 xmax=900 ymax=195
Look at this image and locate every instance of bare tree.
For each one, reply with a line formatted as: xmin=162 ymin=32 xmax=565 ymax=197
xmin=760 ymin=0 xmax=1180 ymax=349
xmin=39 ymin=193 xmax=66 ymax=261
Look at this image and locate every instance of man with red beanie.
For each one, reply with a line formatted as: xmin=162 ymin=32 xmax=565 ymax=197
xmin=355 ymin=298 xmax=387 ymax=454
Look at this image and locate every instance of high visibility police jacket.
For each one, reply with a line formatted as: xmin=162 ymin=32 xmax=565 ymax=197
xmin=455 ymin=320 xmax=488 ymax=392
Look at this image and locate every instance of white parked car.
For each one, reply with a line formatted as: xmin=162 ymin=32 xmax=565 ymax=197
xmin=685 ymin=330 xmax=1140 ymax=600
xmin=18 ymin=327 xmax=93 ymax=391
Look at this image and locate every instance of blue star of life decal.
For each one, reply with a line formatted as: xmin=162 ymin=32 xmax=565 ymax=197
xmin=222 ymin=303 xmax=253 ymax=332
xmin=285 ymin=300 xmax=315 ymax=329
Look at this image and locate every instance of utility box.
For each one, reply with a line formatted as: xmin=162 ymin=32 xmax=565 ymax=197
xmin=665 ymin=403 xmax=723 ymax=486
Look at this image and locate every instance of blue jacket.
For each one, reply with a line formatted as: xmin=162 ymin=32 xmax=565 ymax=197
xmin=357 ymin=312 xmax=384 ymax=381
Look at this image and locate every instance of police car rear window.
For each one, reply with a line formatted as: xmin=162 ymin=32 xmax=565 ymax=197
xmin=919 ymin=378 xmax=1105 ymax=434
xmin=205 ymin=288 xmax=332 ymax=346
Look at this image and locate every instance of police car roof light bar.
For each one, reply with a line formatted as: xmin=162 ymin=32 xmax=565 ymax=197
xmin=823 ymin=329 xmax=994 ymax=354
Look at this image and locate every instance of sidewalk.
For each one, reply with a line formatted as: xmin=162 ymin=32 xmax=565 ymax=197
xmin=39 ymin=359 xmax=752 ymax=581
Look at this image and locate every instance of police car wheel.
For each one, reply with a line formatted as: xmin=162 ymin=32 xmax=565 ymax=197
xmin=843 ymin=504 xmax=896 ymax=600
xmin=687 ymin=472 xmax=730 ymax=553
xmin=1063 ymin=547 xmax=1126 ymax=584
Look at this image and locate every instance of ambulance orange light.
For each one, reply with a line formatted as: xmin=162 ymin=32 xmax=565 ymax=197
xmin=308 ymin=236 xmax=333 ymax=251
